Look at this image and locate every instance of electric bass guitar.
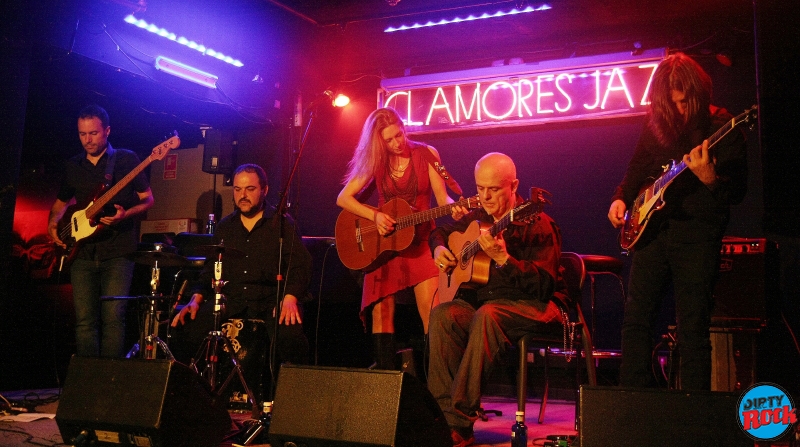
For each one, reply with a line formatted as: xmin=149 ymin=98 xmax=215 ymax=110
xmin=619 ymin=105 xmax=757 ymax=253
xmin=335 ymin=195 xmax=481 ymax=272
xmin=56 ymin=135 xmax=180 ymax=266
xmin=438 ymin=189 xmax=548 ymax=303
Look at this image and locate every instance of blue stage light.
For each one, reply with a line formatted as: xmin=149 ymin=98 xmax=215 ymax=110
xmin=384 ymin=4 xmax=550 ymax=33
xmin=124 ymin=15 xmax=244 ymax=68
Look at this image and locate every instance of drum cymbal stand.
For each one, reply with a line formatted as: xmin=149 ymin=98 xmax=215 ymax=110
xmin=126 ymin=260 xmax=174 ymax=360
xmin=190 ymin=252 xmax=260 ymax=419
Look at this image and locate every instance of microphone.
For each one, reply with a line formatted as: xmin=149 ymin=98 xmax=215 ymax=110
xmin=174 ymin=279 xmax=189 ymax=310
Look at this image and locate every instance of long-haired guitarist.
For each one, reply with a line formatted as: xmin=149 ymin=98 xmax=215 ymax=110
xmin=336 ymin=107 xmax=466 ymax=370
xmin=427 ymin=153 xmax=567 ymax=446
xmin=607 ymin=53 xmax=748 ymax=390
xmin=47 ymin=105 xmax=154 ymax=358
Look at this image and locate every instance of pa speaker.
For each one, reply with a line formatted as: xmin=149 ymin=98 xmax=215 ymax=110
xmin=202 ymin=128 xmax=234 ymax=175
xmin=269 ymin=365 xmax=451 ymax=447
xmin=579 ymin=386 xmax=751 ymax=447
xmin=56 ymin=357 xmax=231 ymax=447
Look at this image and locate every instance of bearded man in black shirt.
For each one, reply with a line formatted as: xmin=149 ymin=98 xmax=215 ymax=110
xmin=171 ymin=163 xmax=311 ymax=368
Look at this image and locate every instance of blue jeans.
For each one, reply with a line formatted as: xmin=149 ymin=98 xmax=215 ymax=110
xmin=70 ymin=257 xmax=135 ymax=357
xmin=427 ymin=298 xmax=562 ymax=429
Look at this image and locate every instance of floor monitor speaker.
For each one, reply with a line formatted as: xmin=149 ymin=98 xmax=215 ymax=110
xmin=269 ymin=365 xmax=451 ymax=447
xmin=55 ymin=357 xmax=231 ymax=447
xmin=579 ymin=386 xmax=751 ymax=447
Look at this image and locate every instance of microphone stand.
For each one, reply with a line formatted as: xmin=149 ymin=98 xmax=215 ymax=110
xmin=264 ymin=104 xmax=320 ymax=413
xmin=237 ymin=102 xmax=319 ymax=446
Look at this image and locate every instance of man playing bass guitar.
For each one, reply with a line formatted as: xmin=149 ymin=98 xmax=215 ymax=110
xmin=48 ymin=105 xmax=154 ymax=358
xmin=607 ymin=53 xmax=748 ymax=390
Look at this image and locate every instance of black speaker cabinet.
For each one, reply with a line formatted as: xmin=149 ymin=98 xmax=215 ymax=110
xmin=269 ymin=365 xmax=451 ymax=447
xmin=712 ymin=237 xmax=778 ymax=326
xmin=56 ymin=357 xmax=231 ymax=447
xmin=201 ymin=128 xmax=234 ymax=175
xmin=579 ymin=386 xmax=751 ymax=447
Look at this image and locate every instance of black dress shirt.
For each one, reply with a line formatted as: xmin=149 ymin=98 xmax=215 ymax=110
xmin=192 ymin=205 xmax=313 ymax=317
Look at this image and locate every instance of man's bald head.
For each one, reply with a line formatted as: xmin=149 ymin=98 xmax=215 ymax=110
xmin=474 ymin=152 xmax=519 ymax=220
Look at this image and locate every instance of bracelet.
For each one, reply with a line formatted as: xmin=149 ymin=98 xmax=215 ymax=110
xmin=495 ymin=260 xmax=507 ymax=269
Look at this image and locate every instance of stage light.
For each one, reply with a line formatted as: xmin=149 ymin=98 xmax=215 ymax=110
xmin=124 ymin=15 xmax=244 ymax=68
xmin=384 ymin=4 xmax=550 ymax=33
xmin=332 ymin=93 xmax=350 ymax=108
xmin=155 ymin=56 xmax=218 ymax=88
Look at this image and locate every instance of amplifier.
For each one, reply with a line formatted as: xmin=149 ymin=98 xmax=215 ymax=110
xmin=712 ymin=237 xmax=778 ymax=327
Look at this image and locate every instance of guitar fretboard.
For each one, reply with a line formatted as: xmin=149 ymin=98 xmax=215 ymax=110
xmin=395 ymin=196 xmax=478 ymax=230
xmin=641 ymin=108 xmax=755 ymax=202
xmin=459 ymin=202 xmax=533 ymax=261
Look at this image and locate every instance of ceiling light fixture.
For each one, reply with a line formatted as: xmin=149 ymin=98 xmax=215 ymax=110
xmin=155 ymin=56 xmax=218 ymax=88
xmin=124 ymin=15 xmax=244 ymax=67
xmin=384 ymin=4 xmax=551 ymax=33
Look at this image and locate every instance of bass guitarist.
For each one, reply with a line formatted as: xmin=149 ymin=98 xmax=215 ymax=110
xmin=336 ymin=107 xmax=465 ymax=370
xmin=607 ymin=53 xmax=748 ymax=390
xmin=47 ymin=105 xmax=154 ymax=358
xmin=428 ymin=152 xmax=567 ymax=447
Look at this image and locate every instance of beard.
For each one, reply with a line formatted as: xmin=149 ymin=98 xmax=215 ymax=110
xmin=236 ymin=197 xmax=265 ymax=218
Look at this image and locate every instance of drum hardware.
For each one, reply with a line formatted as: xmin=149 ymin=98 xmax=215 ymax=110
xmin=190 ymin=243 xmax=260 ymax=420
xmin=124 ymin=243 xmax=183 ymax=360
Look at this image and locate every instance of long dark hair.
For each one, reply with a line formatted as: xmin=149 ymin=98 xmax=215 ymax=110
xmin=647 ymin=53 xmax=712 ymax=147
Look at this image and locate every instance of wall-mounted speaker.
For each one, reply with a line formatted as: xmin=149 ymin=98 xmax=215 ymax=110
xmin=579 ymin=386 xmax=752 ymax=447
xmin=55 ymin=357 xmax=231 ymax=447
xmin=202 ymin=128 xmax=234 ymax=175
xmin=269 ymin=365 xmax=451 ymax=447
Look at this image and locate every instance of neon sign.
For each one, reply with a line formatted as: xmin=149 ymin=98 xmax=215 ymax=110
xmin=379 ymin=48 xmax=665 ymax=134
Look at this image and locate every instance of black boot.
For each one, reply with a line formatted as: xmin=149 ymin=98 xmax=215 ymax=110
xmin=371 ymin=333 xmax=397 ymax=370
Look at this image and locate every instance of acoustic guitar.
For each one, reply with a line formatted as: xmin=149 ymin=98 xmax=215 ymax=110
xmin=438 ymin=189 xmax=548 ymax=303
xmin=335 ymin=195 xmax=481 ymax=272
xmin=56 ymin=135 xmax=180 ymax=266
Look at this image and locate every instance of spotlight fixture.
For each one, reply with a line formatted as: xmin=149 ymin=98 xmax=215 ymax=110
xmin=124 ymin=15 xmax=243 ymax=67
xmin=155 ymin=56 xmax=218 ymax=88
xmin=332 ymin=93 xmax=350 ymax=108
xmin=384 ymin=3 xmax=550 ymax=33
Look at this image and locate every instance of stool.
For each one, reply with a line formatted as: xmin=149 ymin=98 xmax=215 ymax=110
xmin=578 ymin=254 xmax=624 ymax=357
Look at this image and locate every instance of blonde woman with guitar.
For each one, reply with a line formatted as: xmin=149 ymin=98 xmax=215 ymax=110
xmin=336 ymin=107 xmax=468 ymax=370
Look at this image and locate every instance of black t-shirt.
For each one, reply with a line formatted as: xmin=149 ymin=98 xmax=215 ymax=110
xmin=57 ymin=144 xmax=150 ymax=261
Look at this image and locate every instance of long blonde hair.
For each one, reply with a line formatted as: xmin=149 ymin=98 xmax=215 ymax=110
xmin=342 ymin=107 xmax=406 ymax=185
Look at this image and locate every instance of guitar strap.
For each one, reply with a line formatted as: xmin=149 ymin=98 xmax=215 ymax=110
xmin=418 ymin=146 xmax=463 ymax=197
xmin=103 ymin=146 xmax=117 ymax=187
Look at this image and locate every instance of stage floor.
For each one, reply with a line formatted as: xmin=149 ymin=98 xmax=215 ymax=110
xmin=0 ymin=389 xmax=577 ymax=447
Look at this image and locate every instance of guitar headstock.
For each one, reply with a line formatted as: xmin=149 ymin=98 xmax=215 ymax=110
xmin=151 ymin=133 xmax=181 ymax=160
xmin=507 ymin=187 xmax=551 ymax=224
xmin=466 ymin=194 xmax=482 ymax=209
xmin=738 ymin=105 xmax=758 ymax=129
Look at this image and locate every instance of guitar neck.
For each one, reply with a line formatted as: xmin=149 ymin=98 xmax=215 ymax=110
xmin=461 ymin=209 xmax=516 ymax=261
xmin=649 ymin=113 xmax=743 ymax=198
xmin=395 ymin=196 xmax=477 ymax=230
xmin=85 ymin=154 xmax=154 ymax=219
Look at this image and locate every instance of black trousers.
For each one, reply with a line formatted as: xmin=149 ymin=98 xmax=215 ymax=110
xmin=168 ymin=300 xmax=309 ymax=369
xmin=620 ymin=225 xmax=722 ymax=390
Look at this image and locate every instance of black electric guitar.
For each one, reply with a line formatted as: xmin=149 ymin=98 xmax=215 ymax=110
xmin=438 ymin=189 xmax=548 ymax=303
xmin=56 ymin=135 xmax=180 ymax=266
xmin=619 ymin=106 xmax=757 ymax=253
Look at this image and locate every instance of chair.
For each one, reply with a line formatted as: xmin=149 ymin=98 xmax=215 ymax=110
xmin=578 ymin=254 xmax=625 ymax=357
xmin=516 ymin=251 xmax=597 ymax=429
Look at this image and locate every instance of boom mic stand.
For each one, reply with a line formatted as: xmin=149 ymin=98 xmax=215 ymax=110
xmin=190 ymin=250 xmax=260 ymax=419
